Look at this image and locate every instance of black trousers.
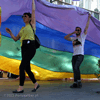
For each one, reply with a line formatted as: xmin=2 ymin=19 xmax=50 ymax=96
xmin=72 ymin=55 xmax=84 ymax=82
xmin=19 ymin=40 xmax=36 ymax=86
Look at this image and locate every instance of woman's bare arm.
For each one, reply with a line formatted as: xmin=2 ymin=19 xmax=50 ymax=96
xmin=31 ymin=0 xmax=36 ymax=29
xmin=6 ymin=28 xmax=20 ymax=41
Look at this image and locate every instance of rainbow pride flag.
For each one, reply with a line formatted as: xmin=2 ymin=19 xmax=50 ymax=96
xmin=0 ymin=0 xmax=100 ymax=80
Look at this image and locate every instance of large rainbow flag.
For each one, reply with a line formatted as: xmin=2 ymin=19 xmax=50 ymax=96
xmin=0 ymin=0 xmax=100 ymax=80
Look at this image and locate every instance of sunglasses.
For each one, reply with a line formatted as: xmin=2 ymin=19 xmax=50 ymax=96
xmin=75 ymin=29 xmax=80 ymax=31
xmin=22 ymin=15 xmax=27 ymax=18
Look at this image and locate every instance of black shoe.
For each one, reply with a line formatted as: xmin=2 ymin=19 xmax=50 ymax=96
xmin=70 ymin=83 xmax=78 ymax=88
xmin=12 ymin=90 xmax=24 ymax=93
xmin=32 ymin=84 xmax=40 ymax=92
xmin=96 ymin=91 xmax=100 ymax=93
xmin=77 ymin=82 xmax=82 ymax=88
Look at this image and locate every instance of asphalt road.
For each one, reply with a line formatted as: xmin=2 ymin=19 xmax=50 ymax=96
xmin=0 ymin=78 xmax=100 ymax=100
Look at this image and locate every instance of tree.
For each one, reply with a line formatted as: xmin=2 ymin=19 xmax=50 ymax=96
xmin=94 ymin=8 xmax=99 ymax=20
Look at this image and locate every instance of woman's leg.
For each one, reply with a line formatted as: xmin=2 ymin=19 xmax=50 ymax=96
xmin=17 ymin=46 xmax=27 ymax=91
xmin=25 ymin=63 xmax=39 ymax=89
xmin=14 ymin=46 xmax=26 ymax=92
xmin=16 ymin=76 xmax=20 ymax=80
xmin=25 ymin=63 xmax=36 ymax=83
xmin=24 ymin=44 xmax=39 ymax=89
xmin=16 ymin=55 xmax=31 ymax=91
xmin=25 ymin=62 xmax=39 ymax=89
xmin=19 ymin=60 xmax=26 ymax=86
xmin=15 ymin=42 xmax=39 ymax=92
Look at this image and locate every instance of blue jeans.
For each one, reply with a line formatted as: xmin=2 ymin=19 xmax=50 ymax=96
xmin=72 ymin=55 xmax=84 ymax=82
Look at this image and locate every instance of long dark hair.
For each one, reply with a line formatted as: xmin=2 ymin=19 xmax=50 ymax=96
xmin=23 ymin=12 xmax=31 ymax=23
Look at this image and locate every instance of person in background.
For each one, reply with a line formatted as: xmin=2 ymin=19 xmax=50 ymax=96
xmin=6 ymin=0 xmax=40 ymax=93
xmin=64 ymin=14 xmax=91 ymax=88
xmin=0 ymin=70 xmax=3 ymax=78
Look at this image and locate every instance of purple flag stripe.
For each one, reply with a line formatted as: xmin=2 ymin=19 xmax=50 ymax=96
xmin=0 ymin=0 xmax=100 ymax=46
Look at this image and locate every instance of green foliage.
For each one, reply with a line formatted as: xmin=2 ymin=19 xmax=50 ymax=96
xmin=94 ymin=8 xmax=99 ymax=20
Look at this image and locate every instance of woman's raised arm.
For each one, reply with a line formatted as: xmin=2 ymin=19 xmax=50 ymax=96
xmin=31 ymin=0 xmax=36 ymax=29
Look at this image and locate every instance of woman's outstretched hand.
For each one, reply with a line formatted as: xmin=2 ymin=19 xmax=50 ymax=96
xmin=5 ymin=28 xmax=12 ymax=34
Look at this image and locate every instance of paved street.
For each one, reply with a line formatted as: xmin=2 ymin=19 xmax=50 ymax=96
xmin=0 ymin=78 xmax=100 ymax=100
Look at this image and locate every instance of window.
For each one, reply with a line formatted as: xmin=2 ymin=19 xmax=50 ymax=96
xmin=99 ymin=0 xmax=100 ymax=7
xmin=85 ymin=0 xmax=89 ymax=9
xmin=65 ymin=0 xmax=70 ymax=3
xmin=79 ymin=0 xmax=83 ymax=8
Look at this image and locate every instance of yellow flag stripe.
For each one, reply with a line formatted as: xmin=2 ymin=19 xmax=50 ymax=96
xmin=0 ymin=56 xmax=99 ymax=80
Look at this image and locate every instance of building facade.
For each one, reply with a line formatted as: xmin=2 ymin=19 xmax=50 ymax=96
xmin=46 ymin=0 xmax=100 ymax=20
xmin=51 ymin=0 xmax=100 ymax=12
